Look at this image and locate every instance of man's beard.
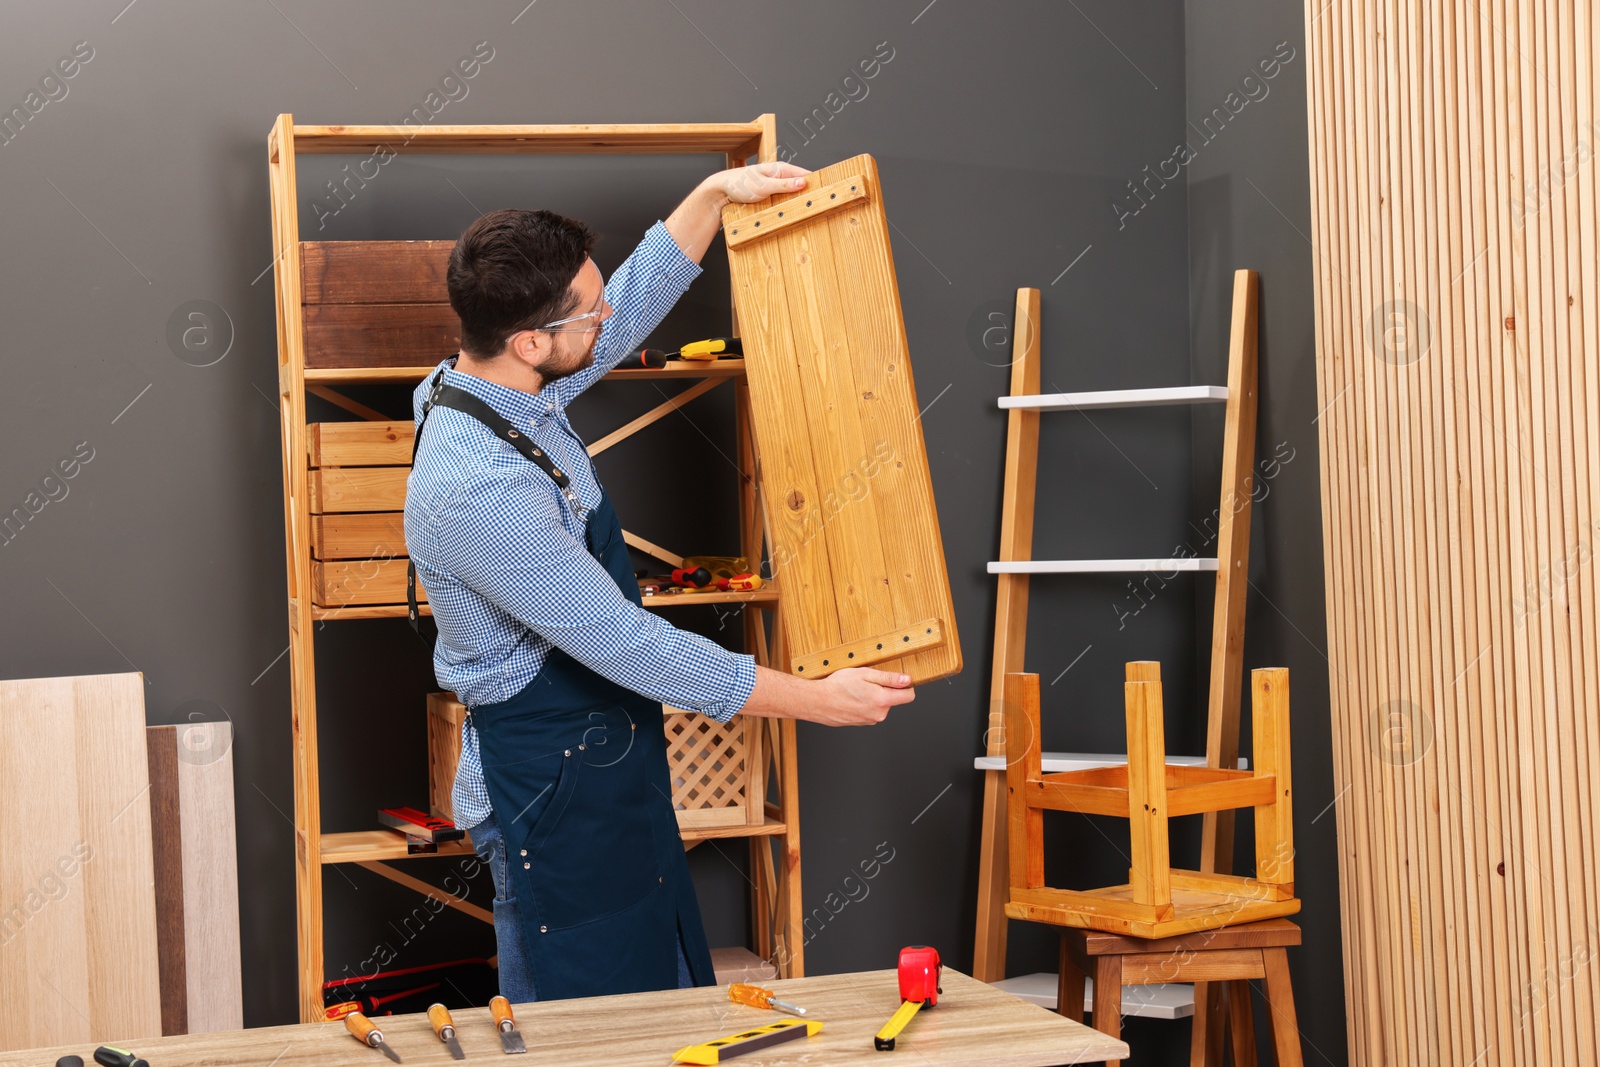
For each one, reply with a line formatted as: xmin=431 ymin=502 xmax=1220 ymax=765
xmin=539 ymin=332 xmax=600 ymax=384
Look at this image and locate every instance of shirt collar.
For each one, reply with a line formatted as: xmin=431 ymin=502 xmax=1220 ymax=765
xmin=437 ymin=355 xmax=555 ymax=425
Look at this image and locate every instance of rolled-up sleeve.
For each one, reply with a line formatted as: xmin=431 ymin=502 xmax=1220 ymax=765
xmin=430 ymin=466 xmax=756 ymax=721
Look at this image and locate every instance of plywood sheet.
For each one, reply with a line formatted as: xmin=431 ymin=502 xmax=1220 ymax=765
xmin=0 ymin=673 xmax=162 ymax=1050
xmin=147 ymin=723 xmax=242 ymax=1036
xmin=723 ymin=155 xmax=961 ymax=684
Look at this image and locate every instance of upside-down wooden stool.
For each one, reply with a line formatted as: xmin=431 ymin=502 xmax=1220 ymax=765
xmin=1004 ymin=663 xmax=1302 ymax=1064
xmin=1057 ymin=918 xmax=1303 ymax=1067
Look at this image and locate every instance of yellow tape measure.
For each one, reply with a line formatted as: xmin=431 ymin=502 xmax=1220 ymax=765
xmin=672 ymin=1018 xmax=824 ymax=1064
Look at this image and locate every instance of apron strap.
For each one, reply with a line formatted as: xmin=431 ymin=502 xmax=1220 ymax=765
xmin=408 ymin=364 xmax=578 ymax=640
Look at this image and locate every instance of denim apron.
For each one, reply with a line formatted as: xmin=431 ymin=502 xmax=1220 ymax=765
xmin=409 ymin=370 xmax=717 ymax=1001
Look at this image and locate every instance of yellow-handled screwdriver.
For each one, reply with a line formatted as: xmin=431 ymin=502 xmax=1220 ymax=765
xmin=727 ymin=982 xmax=808 ymax=1016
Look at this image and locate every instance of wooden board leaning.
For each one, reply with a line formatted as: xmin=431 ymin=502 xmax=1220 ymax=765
xmin=723 ymin=155 xmax=961 ymax=686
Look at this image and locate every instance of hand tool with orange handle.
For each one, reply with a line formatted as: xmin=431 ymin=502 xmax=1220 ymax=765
xmin=346 ymin=1011 xmax=403 ymax=1062
xmin=489 ymin=996 xmax=527 ymax=1054
xmin=873 ymin=945 xmax=942 ymax=1051
xmin=727 ymin=982 xmax=807 ymax=1016
xmin=428 ymin=1003 xmax=466 ymax=1059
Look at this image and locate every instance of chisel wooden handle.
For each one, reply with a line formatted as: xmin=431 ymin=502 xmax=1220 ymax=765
xmin=490 ymin=996 xmax=516 ymax=1032
xmin=347 ymin=1012 xmax=383 ymax=1045
xmin=429 ymin=1003 xmax=457 ymax=1037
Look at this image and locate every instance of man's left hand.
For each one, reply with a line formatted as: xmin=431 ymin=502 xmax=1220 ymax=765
xmin=706 ymin=162 xmax=813 ymax=207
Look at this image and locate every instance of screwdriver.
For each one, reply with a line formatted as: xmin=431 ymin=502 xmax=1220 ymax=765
xmin=727 ymin=982 xmax=808 ymax=1016
xmin=92 ymin=1049 xmax=148 ymax=1067
xmin=428 ymin=1003 xmax=466 ymax=1059
xmin=346 ymin=1011 xmax=403 ymax=1062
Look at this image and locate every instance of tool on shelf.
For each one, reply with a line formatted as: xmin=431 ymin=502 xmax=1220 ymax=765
xmin=428 ymin=1003 xmax=466 ymax=1060
xmin=616 ymin=348 xmax=668 ymax=370
xmin=346 ymin=1012 xmax=404 ymax=1062
xmin=93 ymin=1048 xmax=148 ymax=1067
xmin=489 ymin=998 xmax=528 ymax=1055
xmin=325 ymin=1000 xmax=362 ymax=1021
xmin=672 ymin=1019 xmax=823 ymax=1064
xmin=489 ymin=996 xmax=527 ymax=1055
xmin=873 ymin=945 xmax=942 ymax=1051
xmin=379 ymin=806 xmax=465 ymax=843
xmin=727 ymin=982 xmax=808 ymax=1016
xmin=55 ymin=1058 xmax=84 ymax=1067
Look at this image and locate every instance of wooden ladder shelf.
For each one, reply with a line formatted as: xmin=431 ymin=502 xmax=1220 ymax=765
xmin=970 ymin=274 xmax=1260 ymax=1054
xmin=268 ymin=114 xmax=803 ymax=1022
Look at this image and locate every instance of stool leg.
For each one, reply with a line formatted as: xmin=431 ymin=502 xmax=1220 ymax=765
xmin=1093 ymin=955 xmax=1123 ymax=1067
xmin=1057 ymin=936 xmax=1086 ymax=1022
xmin=1261 ymin=948 xmax=1304 ymax=1067
xmin=1190 ymin=981 xmax=1228 ymax=1066
xmin=1226 ymin=980 xmax=1259 ymax=1067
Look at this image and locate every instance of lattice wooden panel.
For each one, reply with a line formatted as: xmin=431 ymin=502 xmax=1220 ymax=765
xmin=664 ymin=708 xmax=765 ymax=830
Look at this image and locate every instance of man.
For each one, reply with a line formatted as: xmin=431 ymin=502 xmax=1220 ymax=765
xmin=404 ymin=161 xmax=917 ymax=1004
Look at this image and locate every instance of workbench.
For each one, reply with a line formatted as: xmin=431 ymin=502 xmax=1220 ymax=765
xmin=0 ymin=969 xmax=1127 ymax=1066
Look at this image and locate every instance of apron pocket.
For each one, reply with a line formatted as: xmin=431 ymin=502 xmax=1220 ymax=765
xmin=518 ymin=706 xmax=663 ymax=932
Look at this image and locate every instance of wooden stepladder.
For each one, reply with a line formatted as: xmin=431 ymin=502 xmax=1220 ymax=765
xmin=971 ymin=273 xmax=1260 ymax=1053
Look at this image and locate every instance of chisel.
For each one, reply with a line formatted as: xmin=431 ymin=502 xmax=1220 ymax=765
xmin=428 ymin=1003 xmax=466 ymax=1059
xmin=346 ymin=1011 xmax=403 ymax=1062
xmin=489 ymin=996 xmax=528 ymax=1054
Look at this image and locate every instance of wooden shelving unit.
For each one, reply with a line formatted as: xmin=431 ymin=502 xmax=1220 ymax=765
xmin=268 ymin=114 xmax=803 ymax=1022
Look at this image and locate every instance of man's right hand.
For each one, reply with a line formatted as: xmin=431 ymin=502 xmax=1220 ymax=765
xmin=740 ymin=664 xmax=916 ymax=725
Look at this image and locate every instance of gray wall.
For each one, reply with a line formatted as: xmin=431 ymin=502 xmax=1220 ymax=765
xmin=0 ymin=1 xmax=1341 ymax=1061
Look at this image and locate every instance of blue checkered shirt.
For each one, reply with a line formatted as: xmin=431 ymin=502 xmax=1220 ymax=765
xmin=405 ymin=221 xmax=758 ymax=829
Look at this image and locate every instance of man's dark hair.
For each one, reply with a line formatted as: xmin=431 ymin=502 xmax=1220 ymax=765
xmin=447 ymin=208 xmax=597 ymax=357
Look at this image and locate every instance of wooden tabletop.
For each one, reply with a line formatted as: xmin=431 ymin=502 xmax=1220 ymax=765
xmin=0 ymin=969 xmax=1127 ymax=1066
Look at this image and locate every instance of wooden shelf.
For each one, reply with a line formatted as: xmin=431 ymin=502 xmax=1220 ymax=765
xmin=681 ymin=816 xmax=787 ymax=842
xmin=972 ymin=753 xmax=1248 ymax=773
xmin=302 ymin=359 xmax=747 ymax=386
xmin=311 ymin=603 xmax=430 ymax=622
xmin=290 ymin=122 xmax=766 ymax=157
xmin=640 ymin=587 xmax=778 ymax=608
xmin=988 ymin=558 xmax=1221 ymax=575
xmin=998 ymin=385 xmax=1228 ymax=411
xmin=320 ymin=830 xmax=474 ymax=864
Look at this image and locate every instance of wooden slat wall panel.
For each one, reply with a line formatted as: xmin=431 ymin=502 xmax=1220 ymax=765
xmin=1305 ymin=2 xmax=1600 ymax=1062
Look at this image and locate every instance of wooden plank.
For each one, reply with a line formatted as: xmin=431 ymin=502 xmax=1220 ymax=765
xmin=0 ymin=968 xmax=1127 ymax=1067
xmin=1004 ymin=673 xmax=1044 ymax=891
xmin=354 ymin=862 xmax=492 ymax=925
xmin=1028 ymin=780 xmax=1132 ymax=819
xmin=302 ymin=302 xmax=459 ymax=371
xmin=307 ymin=468 xmax=409 ymax=513
xmin=319 ymin=831 xmax=474 ymax=865
xmin=301 ymin=241 xmax=453 ymax=304
xmin=587 ymin=377 xmax=725 ymax=457
xmin=1120 ymin=949 xmax=1265 ymax=985
xmin=0 ymin=674 xmax=162 ymax=1049
xmin=723 ymin=174 xmax=867 ymax=248
xmin=308 ymin=422 xmax=412 ymax=467
xmin=725 ymin=155 xmax=961 ymax=685
xmin=790 ymin=618 xmax=945 ymax=678
xmin=1123 ymin=679 xmax=1170 ymax=909
xmin=427 ymin=693 xmax=466 ymax=822
xmin=310 ymin=513 xmax=407 ymax=561
xmin=1164 ymin=775 xmax=1276 ymax=817
xmin=145 ymin=724 xmax=243 ymax=1036
xmin=973 ymin=288 xmax=1040 ymax=982
xmin=1200 ymin=268 xmax=1260 ymax=879
xmin=312 ymin=557 xmax=418 ymax=607
xmin=291 ymin=121 xmax=770 ymax=156
xmin=1251 ymin=667 xmax=1294 ymax=885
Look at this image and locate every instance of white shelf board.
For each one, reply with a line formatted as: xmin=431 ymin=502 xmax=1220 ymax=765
xmin=992 ymin=972 xmax=1195 ymax=1020
xmin=998 ymin=386 xmax=1228 ymax=411
xmin=989 ymin=557 xmax=1220 ymax=575
xmin=973 ymin=752 xmax=1248 ymax=773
